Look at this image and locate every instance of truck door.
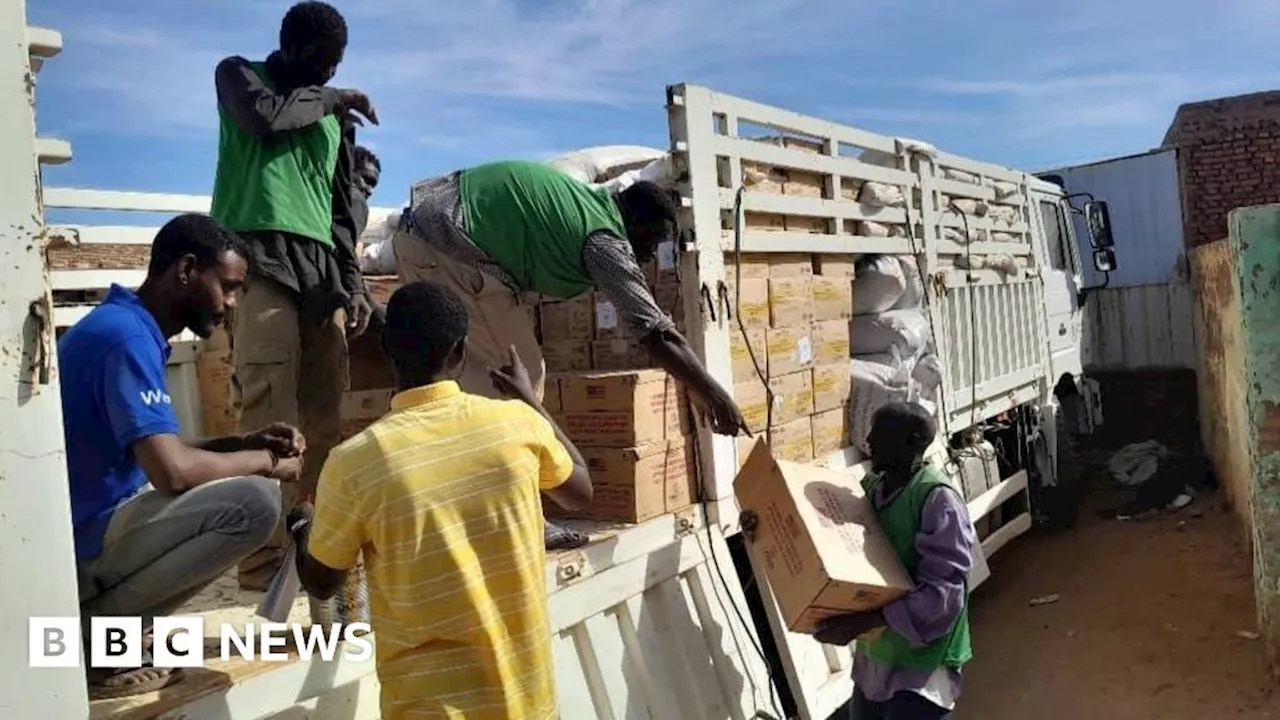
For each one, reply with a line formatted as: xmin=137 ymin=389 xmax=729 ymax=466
xmin=1033 ymin=192 xmax=1084 ymax=379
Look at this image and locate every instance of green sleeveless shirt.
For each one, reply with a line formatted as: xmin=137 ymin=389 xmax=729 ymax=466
xmin=210 ymin=61 xmax=340 ymax=247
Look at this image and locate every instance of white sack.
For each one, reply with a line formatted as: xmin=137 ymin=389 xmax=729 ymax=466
xmin=989 ymin=180 xmax=1020 ymax=201
xmin=892 ymin=256 xmax=925 ymax=310
xmin=856 ymin=221 xmax=907 ymax=238
xmin=846 ymin=353 xmax=941 ymax=455
xmin=858 ymin=181 xmax=905 ymax=208
xmin=358 ymin=212 xmax=402 ymax=275
xmin=545 ymin=146 xmax=667 ymax=184
xmin=942 ymin=167 xmax=980 ymax=185
xmin=597 ymin=155 xmax=678 ymax=193
xmin=988 ymin=205 xmax=1020 ymax=226
xmin=945 ymin=197 xmax=988 ymax=217
xmin=1108 ymin=440 xmax=1170 ymax=488
xmin=853 ymin=255 xmax=906 ymax=314
xmin=850 ymin=309 xmax=932 ymax=360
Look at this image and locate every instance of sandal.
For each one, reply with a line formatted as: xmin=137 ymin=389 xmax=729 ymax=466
xmin=544 ymin=519 xmax=589 ymax=551
xmin=88 ymin=664 xmax=185 ymax=700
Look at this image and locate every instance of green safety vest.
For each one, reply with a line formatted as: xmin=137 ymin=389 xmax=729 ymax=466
xmin=861 ymin=465 xmax=973 ymax=671
xmin=459 ymin=160 xmax=627 ymax=299
xmin=210 ymin=61 xmax=340 ymax=247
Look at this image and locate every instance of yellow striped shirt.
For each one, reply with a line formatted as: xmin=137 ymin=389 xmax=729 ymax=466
xmin=308 ymin=381 xmax=572 ymax=720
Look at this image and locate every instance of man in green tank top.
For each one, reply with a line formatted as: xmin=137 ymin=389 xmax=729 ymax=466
xmin=743 ymin=402 xmax=976 ymax=719
xmin=210 ymin=1 xmax=380 ymax=590
xmin=393 ymin=162 xmax=746 ymax=438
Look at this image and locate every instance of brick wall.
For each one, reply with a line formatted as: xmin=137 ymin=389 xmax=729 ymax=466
xmin=1163 ymin=90 xmax=1280 ymax=248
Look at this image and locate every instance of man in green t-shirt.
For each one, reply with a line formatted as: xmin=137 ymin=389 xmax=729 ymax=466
xmin=392 ymin=161 xmax=746 ymax=437
xmin=209 ymin=1 xmax=379 ymax=589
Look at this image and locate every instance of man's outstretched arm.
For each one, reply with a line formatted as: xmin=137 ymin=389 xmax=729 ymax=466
xmin=583 ymin=233 xmax=746 ymax=435
xmin=214 ymin=56 xmax=340 ymax=137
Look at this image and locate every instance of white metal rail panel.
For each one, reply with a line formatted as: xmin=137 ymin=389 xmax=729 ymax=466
xmin=546 ymin=514 xmax=774 ymax=720
xmin=0 ymin=5 xmax=90 ymax=716
xmin=44 ymin=188 xmax=400 ymax=297
xmin=666 ymin=83 xmax=1052 ymax=502
xmin=936 ymin=277 xmax=1047 ymax=430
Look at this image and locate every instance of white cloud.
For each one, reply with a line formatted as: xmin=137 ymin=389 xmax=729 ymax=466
xmin=37 ymin=0 xmax=853 ymax=147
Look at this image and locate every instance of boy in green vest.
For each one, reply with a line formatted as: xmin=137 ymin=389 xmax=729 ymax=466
xmin=392 ymin=161 xmax=746 ymax=437
xmin=210 ymin=1 xmax=380 ymax=589
xmin=744 ymin=401 xmax=976 ymax=719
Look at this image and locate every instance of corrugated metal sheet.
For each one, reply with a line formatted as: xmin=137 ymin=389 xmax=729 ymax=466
xmin=1082 ymin=283 xmax=1197 ymax=369
xmin=1044 ymin=149 xmax=1185 ymax=288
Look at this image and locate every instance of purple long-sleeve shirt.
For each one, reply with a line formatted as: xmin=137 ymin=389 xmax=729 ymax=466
xmin=852 ymin=480 xmax=976 ymax=708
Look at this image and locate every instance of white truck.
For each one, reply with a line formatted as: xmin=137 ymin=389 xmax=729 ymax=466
xmin=1 ymin=6 xmax=1114 ymax=719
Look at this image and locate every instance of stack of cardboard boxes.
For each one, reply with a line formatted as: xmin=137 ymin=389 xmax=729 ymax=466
xmin=533 ymin=243 xmax=701 ymax=524
xmin=538 ymin=243 xmax=683 ymax=373
xmin=543 ymin=369 xmax=697 ymax=523
xmin=727 ymin=250 xmax=854 ymax=467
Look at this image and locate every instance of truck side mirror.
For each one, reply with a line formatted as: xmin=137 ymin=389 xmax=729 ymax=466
xmin=1093 ymin=248 xmax=1116 ymax=273
xmin=1085 ymin=201 xmax=1114 ymax=248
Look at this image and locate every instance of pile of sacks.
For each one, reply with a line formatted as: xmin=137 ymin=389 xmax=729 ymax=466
xmin=846 ymin=254 xmax=943 ymax=455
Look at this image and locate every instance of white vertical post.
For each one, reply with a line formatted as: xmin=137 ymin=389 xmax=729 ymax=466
xmin=0 ymin=2 xmax=90 ymax=716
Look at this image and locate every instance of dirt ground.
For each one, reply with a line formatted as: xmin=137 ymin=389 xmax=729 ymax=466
xmin=956 ymin=490 xmax=1279 ymax=720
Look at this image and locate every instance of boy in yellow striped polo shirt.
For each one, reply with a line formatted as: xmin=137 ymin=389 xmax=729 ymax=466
xmin=289 ymin=280 xmax=594 ymax=719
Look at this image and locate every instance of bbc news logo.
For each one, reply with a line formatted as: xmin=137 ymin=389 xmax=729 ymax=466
xmin=29 ymin=617 xmax=373 ymax=668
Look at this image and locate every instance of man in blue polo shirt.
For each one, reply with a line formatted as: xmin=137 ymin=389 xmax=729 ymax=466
xmin=60 ymin=213 xmax=307 ymax=699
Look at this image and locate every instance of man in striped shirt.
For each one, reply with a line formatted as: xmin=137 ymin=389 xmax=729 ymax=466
xmin=289 ymin=280 xmax=593 ymax=719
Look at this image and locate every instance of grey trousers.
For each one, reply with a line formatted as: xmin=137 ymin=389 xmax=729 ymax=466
xmin=77 ymin=476 xmax=282 ymax=633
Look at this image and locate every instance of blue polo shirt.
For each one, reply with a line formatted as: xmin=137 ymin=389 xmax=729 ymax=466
xmin=59 ymin=284 xmax=180 ymax=562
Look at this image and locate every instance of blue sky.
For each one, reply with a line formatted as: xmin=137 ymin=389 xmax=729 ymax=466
xmin=27 ymin=0 xmax=1280 ymax=213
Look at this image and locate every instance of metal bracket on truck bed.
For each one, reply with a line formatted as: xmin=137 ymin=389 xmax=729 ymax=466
xmin=555 ymin=551 xmax=589 ymax=587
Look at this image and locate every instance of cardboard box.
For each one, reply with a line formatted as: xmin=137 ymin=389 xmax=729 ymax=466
xmin=768 ymin=276 xmax=814 ymax=327
xmin=767 ymin=327 xmax=814 ymax=376
xmin=812 ymin=362 xmax=853 ymax=413
xmin=787 ymin=216 xmax=830 ymax=234
xmin=544 ymin=342 xmax=592 ymax=372
xmin=784 ymin=171 xmax=826 ymax=198
xmin=767 ymin=253 xmax=814 ymax=278
xmin=725 ymin=253 xmax=770 ymax=279
xmin=812 ymin=276 xmax=853 ymax=321
xmin=591 ymin=339 xmax=650 ymax=371
xmin=769 ymin=370 xmax=814 ymax=426
xmin=556 ymin=370 xmax=688 ymax=447
xmin=540 ymin=295 xmax=594 ymax=342
xmin=550 ymin=438 xmax=695 ymax=523
xmin=654 ymin=282 xmax=682 ymax=317
xmin=734 ymin=440 xmax=913 ymax=633
xmin=811 ymin=320 xmax=852 ymax=365
xmin=811 ymin=408 xmax=848 ymax=458
xmin=814 ymin=254 xmax=855 ymax=277
xmin=593 ymin=294 xmax=629 ymax=340
xmin=654 ymin=240 xmax=679 ymax=284
xmin=742 ymin=162 xmax=786 ymax=194
xmin=339 ymin=388 xmax=394 ymax=439
xmin=195 ymin=330 xmax=238 ymax=437
xmin=543 ymin=377 xmax=562 ymax=414
xmin=729 ymin=327 xmax=768 ymax=381
xmin=735 ymin=379 xmax=769 ymax=434
xmin=724 ymin=277 xmax=769 ymax=328
xmin=737 ymin=417 xmax=813 ymax=466
xmin=745 ymin=212 xmax=786 ymax=232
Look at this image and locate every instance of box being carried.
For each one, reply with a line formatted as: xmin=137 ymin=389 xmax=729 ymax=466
xmin=734 ymin=439 xmax=912 ymax=633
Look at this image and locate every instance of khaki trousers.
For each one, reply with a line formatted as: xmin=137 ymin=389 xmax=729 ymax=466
xmin=391 ymin=230 xmax=545 ymax=401
xmin=231 ymin=278 xmax=349 ymax=587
